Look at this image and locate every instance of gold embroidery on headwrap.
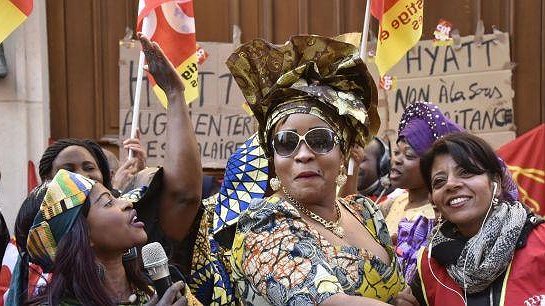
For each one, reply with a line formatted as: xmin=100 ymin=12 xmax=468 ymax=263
xmin=226 ymin=35 xmax=379 ymax=157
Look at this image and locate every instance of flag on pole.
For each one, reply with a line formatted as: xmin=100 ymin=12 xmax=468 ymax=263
xmin=137 ymin=0 xmax=198 ymax=107
xmin=497 ymin=124 xmax=545 ymax=216
xmin=0 ymin=0 xmax=33 ymax=43
xmin=371 ymin=0 xmax=424 ymax=76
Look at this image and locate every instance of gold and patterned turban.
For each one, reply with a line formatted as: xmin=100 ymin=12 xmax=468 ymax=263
xmin=226 ymin=35 xmax=379 ymax=157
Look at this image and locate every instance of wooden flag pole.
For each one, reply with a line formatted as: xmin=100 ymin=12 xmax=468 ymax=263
xmin=348 ymin=0 xmax=373 ymax=176
xmin=129 ymin=1 xmax=152 ymax=159
xmin=128 ymin=51 xmax=145 ymax=160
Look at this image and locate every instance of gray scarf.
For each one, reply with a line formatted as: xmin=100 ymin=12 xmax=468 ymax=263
xmin=432 ymin=200 xmax=527 ymax=293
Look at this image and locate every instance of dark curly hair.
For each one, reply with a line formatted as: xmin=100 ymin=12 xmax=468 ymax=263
xmin=38 ymin=139 xmax=112 ymax=191
xmin=420 ymin=132 xmax=503 ymax=194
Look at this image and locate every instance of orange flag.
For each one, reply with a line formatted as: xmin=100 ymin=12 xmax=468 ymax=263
xmin=137 ymin=0 xmax=198 ymax=106
xmin=371 ymin=0 xmax=424 ymax=76
xmin=0 ymin=0 xmax=33 ymax=43
xmin=497 ymin=124 xmax=545 ymax=216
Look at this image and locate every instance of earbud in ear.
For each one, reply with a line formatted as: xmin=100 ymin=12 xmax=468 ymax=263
xmin=490 ymin=181 xmax=501 ymax=209
xmin=490 ymin=181 xmax=499 ymax=200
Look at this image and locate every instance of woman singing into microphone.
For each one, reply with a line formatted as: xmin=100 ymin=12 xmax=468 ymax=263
xmin=22 ymin=33 xmax=201 ymax=306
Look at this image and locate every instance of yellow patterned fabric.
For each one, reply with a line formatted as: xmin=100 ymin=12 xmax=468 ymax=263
xmin=184 ymin=284 xmax=204 ymax=306
xmin=226 ymin=35 xmax=379 ymax=157
xmin=27 ymin=169 xmax=95 ymax=272
xmin=40 ymin=170 xmax=94 ymax=220
xmin=184 ymin=134 xmax=269 ymax=305
xmin=186 ymin=198 xmax=239 ymax=305
xmin=231 ymin=195 xmax=405 ymax=305
xmin=385 ymin=192 xmax=436 ymax=235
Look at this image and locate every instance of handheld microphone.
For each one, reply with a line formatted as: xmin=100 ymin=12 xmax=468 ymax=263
xmin=380 ymin=176 xmax=391 ymax=189
xmin=142 ymin=242 xmax=172 ymax=299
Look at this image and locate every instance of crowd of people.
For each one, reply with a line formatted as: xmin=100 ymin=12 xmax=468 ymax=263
xmin=0 ymin=32 xmax=543 ymax=306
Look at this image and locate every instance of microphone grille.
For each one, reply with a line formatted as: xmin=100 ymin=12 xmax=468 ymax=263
xmin=141 ymin=242 xmax=168 ymax=268
xmin=380 ymin=176 xmax=391 ymax=189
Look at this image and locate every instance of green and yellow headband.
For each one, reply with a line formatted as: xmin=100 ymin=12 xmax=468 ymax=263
xmin=27 ymin=169 xmax=95 ymax=272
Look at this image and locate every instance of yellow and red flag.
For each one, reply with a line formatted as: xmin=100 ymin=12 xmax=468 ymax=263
xmin=137 ymin=0 xmax=198 ymax=106
xmin=371 ymin=0 xmax=423 ymax=76
xmin=497 ymin=124 xmax=545 ymax=215
xmin=0 ymin=0 xmax=33 ymax=43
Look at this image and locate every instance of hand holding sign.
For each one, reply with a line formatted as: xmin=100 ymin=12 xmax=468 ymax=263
xmin=119 ymin=41 xmax=253 ymax=168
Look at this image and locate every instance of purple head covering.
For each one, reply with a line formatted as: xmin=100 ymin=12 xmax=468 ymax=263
xmin=398 ymin=102 xmax=462 ymax=156
xmin=497 ymin=157 xmax=520 ymax=202
xmin=398 ymin=103 xmax=520 ymax=201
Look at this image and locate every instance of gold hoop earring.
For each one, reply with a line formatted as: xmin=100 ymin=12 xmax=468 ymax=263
xmin=335 ymin=165 xmax=347 ymax=187
xmin=270 ymin=177 xmax=281 ymax=191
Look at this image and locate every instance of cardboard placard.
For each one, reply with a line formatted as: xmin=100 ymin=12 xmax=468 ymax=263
xmin=387 ymin=69 xmax=514 ymax=133
xmin=119 ymin=41 xmax=253 ymax=168
xmin=380 ymin=31 xmax=514 ymax=144
xmin=386 ymin=32 xmax=511 ymax=78
xmin=476 ymin=131 xmax=516 ymax=150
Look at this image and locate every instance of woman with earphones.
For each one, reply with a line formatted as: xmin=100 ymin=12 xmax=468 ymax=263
xmin=409 ymin=132 xmax=545 ymax=306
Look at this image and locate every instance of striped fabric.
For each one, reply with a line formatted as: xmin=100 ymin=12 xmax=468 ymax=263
xmin=27 ymin=170 xmax=95 ymax=272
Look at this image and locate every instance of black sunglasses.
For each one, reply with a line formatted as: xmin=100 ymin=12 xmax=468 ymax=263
xmin=272 ymin=127 xmax=340 ymax=157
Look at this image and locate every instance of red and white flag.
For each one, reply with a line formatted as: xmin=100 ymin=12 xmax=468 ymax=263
xmin=137 ymin=0 xmax=198 ymax=106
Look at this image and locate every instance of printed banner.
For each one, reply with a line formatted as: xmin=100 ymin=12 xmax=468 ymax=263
xmin=137 ymin=0 xmax=199 ymax=106
xmin=372 ymin=0 xmax=424 ymax=76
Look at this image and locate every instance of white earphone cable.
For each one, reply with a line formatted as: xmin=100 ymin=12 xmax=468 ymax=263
xmin=427 ymin=222 xmax=467 ymax=305
xmin=426 ymin=181 xmax=498 ymax=306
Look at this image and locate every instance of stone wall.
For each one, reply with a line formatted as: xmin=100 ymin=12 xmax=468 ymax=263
xmin=0 ymin=0 xmax=49 ymax=230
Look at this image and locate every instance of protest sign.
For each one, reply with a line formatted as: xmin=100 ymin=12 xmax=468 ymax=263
xmin=119 ymin=40 xmax=253 ymax=168
xmin=382 ymin=32 xmax=515 ymax=146
xmin=387 ymin=69 xmax=514 ymax=133
xmin=386 ymin=32 xmax=511 ymax=77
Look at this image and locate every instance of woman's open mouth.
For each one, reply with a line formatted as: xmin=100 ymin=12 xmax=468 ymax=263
xmin=129 ymin=210 xmax=145 ymax=228
xmin=447 ymin=196 xmax=471 ymax=208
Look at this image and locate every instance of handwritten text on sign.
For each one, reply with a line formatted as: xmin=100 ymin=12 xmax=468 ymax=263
xmin=386 ymin=32 xmax=511 ymax=78
xmin=119 ymin=41 xmax=253 ymax=168
xmin=387 ymin=70 xmax=514 ymax=133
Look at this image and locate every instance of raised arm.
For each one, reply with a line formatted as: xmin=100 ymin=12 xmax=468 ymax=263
xmin=139 ymin=34 xmax=202 ymax=241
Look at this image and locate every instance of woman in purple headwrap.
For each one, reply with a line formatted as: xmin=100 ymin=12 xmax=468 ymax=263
xmin=385 ymin=102 xmax=462 ymax=283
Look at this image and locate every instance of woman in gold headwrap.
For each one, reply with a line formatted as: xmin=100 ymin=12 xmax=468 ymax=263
xmin=226 ymin=35 xmax=408 ymax=305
